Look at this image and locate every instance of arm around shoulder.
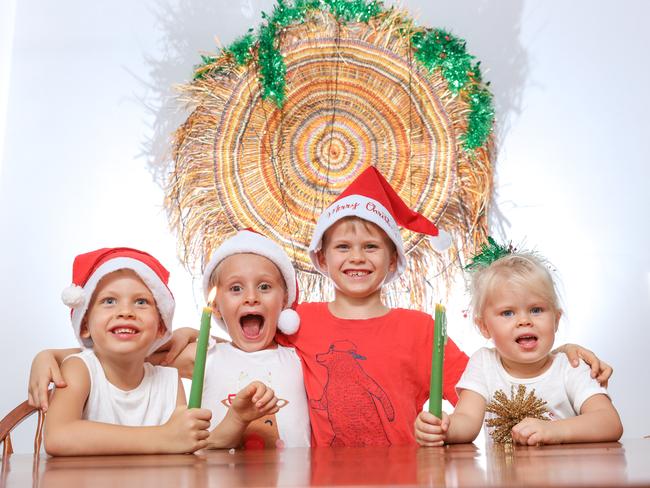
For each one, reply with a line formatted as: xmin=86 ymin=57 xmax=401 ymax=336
xmin=44 ymin=357 xmax=212 ymax=456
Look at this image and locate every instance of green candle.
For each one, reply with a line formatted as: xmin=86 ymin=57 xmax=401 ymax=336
xmin=429 ymin=304 xmax=447 ymax=418
xmin=188 ymin=288 xmax=216 ymax=408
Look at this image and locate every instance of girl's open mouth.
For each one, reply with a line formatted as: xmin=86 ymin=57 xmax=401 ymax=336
xmin=240 ymin=314 xmax=264 ymax=339
xmin=516 ymin=335 xmax=538 ymax=350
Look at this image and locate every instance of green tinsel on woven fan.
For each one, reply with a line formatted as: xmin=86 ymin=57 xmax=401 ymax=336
xmin=192 ymin=0 xmax=494 ymax=152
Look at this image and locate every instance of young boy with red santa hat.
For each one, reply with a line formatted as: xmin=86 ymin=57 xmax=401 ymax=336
xmin=45 ymin=247 xmax=212 ymax=456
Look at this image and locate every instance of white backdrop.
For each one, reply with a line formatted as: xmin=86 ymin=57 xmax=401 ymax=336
xmin=1 ymin=0 xmax=648 ymax=452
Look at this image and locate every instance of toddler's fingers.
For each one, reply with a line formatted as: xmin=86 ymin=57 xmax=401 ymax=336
xmin=415 ymin=431 xmax=445 ymax=446
xmin=419 ymin=411 xmax=443 ymax=425
xmin=415 ymin=420 xmax=444 ymax=436
xmin=163 ymin=340 xmax=187 ymax=366
xmin=420 ymin=440 xmax=445 ymax=447
xmin=240 ymin=382 xmax=263 ymax=401
xmin=526 ymin=432 xmax=543 ymax=446
xmin=254 ymin=386 xmax=276 ymax=407
xmin=193 ymin=408 xmax=212 ymax=422
xmin=596 ymin=363 xmax=612 ymax=387
xmin=51 ymin=368 xmax=67 ymax=388
xmin=512 ymin=426 xmax=533 ymax=445
xmin=256 ymin=392 xmax=278 ymax=409
xmin=28 ymin=392 xmax=36 ymax=408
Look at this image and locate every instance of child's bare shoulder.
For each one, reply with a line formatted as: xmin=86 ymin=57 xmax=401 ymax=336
xmin=59 ymin=355 xmax=91 ymax=391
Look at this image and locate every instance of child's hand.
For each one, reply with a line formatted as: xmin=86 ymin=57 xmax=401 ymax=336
xmin=555 ymin=343 xmax=612 ymax=387
xmin=230 ymin=381 xmax=281 ymax=424
xmin=154 ymin=327 xmax=200 ymax=366
xmin=28 ymin=350 xmax=66 ymax=411
xmin=161 ymin=406 xmax=212 ymax=453
xmin=511 ymin=417 xmax=559 ymax=446
xmin=414 ymin=411 xmax=449 ymax=447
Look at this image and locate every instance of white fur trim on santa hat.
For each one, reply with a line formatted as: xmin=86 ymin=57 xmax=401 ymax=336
xmin=202 ymin=230 xmax=299 ymax=333
xmin=308 ymin=194 xmax=407 ymax=283
xmin=67 ymin=257 xmax=175 ymax=355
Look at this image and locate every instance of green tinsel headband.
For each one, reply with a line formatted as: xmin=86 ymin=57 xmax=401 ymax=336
xmin=464 ymin=237 xmax=515 ymax=272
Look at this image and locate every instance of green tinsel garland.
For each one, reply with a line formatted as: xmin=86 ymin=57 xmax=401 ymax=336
xmin=192 ymin=0 xmax=494 ymax=150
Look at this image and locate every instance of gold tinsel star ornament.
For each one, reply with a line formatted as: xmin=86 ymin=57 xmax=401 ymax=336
xmin=485 ymin=384 xmax=551 ymax=444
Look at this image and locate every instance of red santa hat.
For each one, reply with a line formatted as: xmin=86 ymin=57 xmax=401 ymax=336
xmin=309 ymin=166 xmax=451 ymax=283
xmin=61 ymin=247 xmax=175 ymax=355
xmin=202 ymin=230 xmax=300 ymax=335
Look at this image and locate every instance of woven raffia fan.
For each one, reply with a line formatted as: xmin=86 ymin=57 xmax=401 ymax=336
xmin=166 ymin=0 xmax=495 ymax=311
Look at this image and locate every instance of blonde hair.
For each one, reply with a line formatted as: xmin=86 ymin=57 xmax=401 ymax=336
xmin=469 ymin=252 xmax=561 ymax=321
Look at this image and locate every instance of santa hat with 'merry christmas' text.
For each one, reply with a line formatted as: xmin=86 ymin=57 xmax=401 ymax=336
xmin=61 ymin=247 xmax=175 ymax=355
xmin=309 ymin=166 xmax=451 ymax=283
xmin=202 ymin=230 xmax=300 ymax=335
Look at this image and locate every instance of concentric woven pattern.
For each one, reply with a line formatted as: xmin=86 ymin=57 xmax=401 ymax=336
xmin=169 ymin=10 xmax=493 ymax=307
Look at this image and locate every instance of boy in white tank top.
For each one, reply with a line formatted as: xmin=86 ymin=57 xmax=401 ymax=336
xmin=44 ymin=247 xmax=212 ymax=456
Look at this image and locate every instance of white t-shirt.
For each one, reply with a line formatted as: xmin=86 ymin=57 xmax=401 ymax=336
xmin=66 ymin=350 xmax=178 ymax=426
xmin=202 ymin=342 xmax=311 ymax=448
xmin=456 ymin=347 xmax=607 ymax=426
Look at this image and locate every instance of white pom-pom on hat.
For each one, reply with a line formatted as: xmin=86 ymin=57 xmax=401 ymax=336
xmin=61 ymin=285 xmax=86 ymax=308
xmin=277 ymin=308 xmax=300 ymax=335
xmin=429 ymin=229 xmax=452 ymax=252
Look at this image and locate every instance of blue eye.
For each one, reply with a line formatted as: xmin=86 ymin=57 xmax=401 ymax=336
xmin=531 ymin=306 xmax=543 ymax=314
xmin=501 ymin=310 xmax=514 ymax=317
xmin=102 ymin=297 xmax=116 ymax=305
xmin=135 ymin=298 xmax=150 ymax=306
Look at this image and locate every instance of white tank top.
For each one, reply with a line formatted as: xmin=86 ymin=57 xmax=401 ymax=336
xmin=66 ymin=350 xmax=178 ymax=426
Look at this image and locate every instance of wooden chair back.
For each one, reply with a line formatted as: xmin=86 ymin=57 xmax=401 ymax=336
xmin=0 ymin=400 xmax=46 ymax=457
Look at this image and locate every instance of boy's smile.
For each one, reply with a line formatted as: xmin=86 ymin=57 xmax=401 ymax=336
xmin=214 ymin=253 xmax=286 ymax=352
xmin=81 ymin=270 xmax=163 ymax=358
xmin=318 ymin=218 xmax=397 ymax=302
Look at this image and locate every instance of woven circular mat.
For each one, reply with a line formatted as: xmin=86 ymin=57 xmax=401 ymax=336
xmin=168 ymin=8 xmax=493 ymax=305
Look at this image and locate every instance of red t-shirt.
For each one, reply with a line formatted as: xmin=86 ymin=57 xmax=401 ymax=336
xmin=277 ymin=302 xmax=469 ymax=447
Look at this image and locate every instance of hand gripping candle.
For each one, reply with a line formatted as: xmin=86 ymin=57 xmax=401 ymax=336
xmin=188 ymin=287 xmax=217 ymax=408
xmin=428 ymin=304 xmax=447 ymax=418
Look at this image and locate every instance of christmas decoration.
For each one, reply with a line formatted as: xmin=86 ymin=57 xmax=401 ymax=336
xmin=166 ymin=0 xmax=495 ymax=309
xmin=485 ymin=384 xmax=550 ymax=444
xmin=464 ymin=236 xmax=514 ymax=272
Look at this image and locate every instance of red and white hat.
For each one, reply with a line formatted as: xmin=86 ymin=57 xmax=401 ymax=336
xmin=309 ymin=166 xmax=451 ymax=283
xmin=202 ymin=230 xmax=300 ymax=335
xmin=61 ymin=247 xmax=175 ymax=354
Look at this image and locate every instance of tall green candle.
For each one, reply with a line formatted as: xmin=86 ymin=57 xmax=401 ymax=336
xmin=429 ymin=304 xmax=447 ymax=418
xmin=188 ymin=288 xmax=216 ymax=408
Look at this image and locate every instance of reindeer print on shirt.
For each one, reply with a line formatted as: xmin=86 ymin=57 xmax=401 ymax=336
xmin=222 ymin=371 xmax=288 ymax=449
